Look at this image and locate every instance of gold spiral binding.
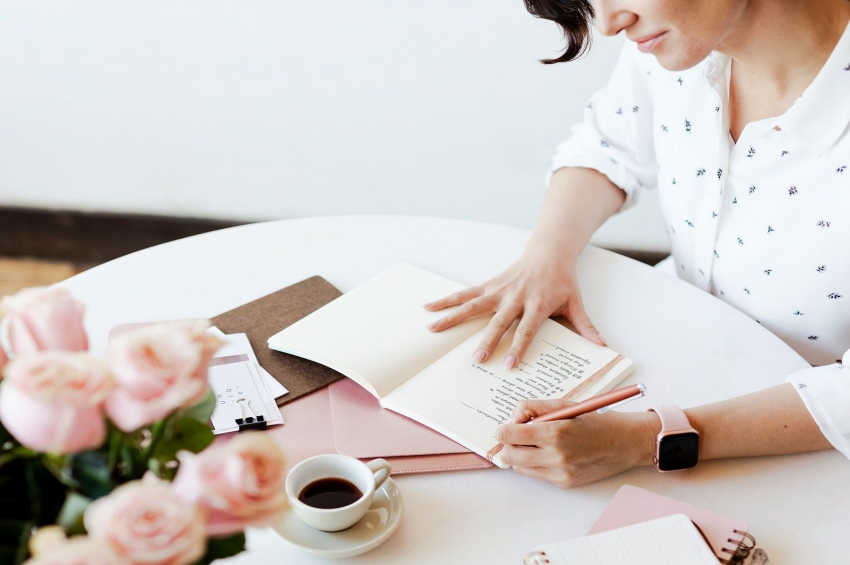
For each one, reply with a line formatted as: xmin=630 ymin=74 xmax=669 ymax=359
xmin=719 ymin=530 xmax=757 ymax=565
xmin=522 ymin=550 xmax=550 ymax=565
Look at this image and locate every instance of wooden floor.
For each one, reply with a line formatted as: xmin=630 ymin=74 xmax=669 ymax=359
xmin=0 ymin=257 xmax=91 ymax=298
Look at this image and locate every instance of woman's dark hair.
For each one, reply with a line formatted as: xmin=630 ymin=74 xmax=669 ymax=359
xmin=524 ymin=0 xmax=595 ymax=64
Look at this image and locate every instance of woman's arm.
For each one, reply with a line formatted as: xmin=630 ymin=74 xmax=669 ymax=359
xmin=426 ymin=42 xmax=658 ymax=368
xmin=425 ymin=166 xmax=625 ymax=366
xmin=525 ymin=167 xmax=626 ymax=265
xmin=495 ymin=383 xmax=833 ymax=489
xmin=684 ymin=383 xmax=832 ymax=460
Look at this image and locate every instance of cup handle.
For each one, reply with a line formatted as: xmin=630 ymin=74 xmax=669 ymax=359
xmin=366 ymin=458 xmax=391 ymax=490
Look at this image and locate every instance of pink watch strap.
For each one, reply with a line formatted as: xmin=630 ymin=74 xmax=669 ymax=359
xmin=649 ymin=405 xmax=693 ymax=433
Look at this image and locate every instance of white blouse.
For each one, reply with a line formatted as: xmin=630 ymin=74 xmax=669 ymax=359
xmin=550 ymin=23 xmax=850 ymax=457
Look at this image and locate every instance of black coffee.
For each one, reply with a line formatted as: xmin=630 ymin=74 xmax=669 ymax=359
xmin=298 ymin=478 xmax=363 ymax=509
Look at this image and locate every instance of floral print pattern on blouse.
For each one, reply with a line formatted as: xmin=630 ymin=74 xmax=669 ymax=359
xmin=550 ymin=25 xmax=850 ymax=368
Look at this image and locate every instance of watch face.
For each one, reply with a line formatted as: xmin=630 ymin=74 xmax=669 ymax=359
xmin=657 ymin=432 xmax=700 ymax=471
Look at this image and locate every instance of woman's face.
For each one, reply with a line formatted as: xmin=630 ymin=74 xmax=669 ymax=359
xmin=594 ymin=0 xmax=748 ymax=71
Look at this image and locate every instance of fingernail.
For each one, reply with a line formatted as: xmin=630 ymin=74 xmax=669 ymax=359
xmin=422 ymin=302 xmax=432 ymax=309
xmin=505 ymin=417 xmax=516 ymax=424
xmin=503 ymin=355 xmax=516 ymax=370
xmin=426 ymin=321 xmax=438 ymax=330
xmin=597 ymin=333 xmax=608 ymax=346
xmin=472 ymin=349 xmax=487 ymax=363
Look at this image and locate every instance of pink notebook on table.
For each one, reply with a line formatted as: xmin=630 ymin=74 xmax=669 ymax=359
xmin=329 ymin=378 xmax=470 ymax=458
xmin=276 ymin=386 xmax=491 ymax=475
xmin=588 ymin=485 xmax=753 ymax=562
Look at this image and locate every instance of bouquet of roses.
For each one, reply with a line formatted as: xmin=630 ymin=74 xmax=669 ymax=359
xmin=0 ymin=287 xmax=288 ymax=565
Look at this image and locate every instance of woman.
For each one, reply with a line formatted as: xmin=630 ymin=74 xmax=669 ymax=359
xmin=425 ymin=0 xmax=850 ymax=488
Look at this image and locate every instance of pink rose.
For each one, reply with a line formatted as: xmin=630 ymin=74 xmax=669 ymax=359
xmin=105 ymin=321 xmax=223 ymax=432
xmin=0 ymin=352 xmax=111 ymax=453
xmin=24 ymin=528 xmax=130 ymax=565
xmin=84 ymin=477 xmax=207 ymax=565
xmin=1 ymin=287 xmax=88 ymax=356
xmin=172 ymin=434 xmax=288 ymax=536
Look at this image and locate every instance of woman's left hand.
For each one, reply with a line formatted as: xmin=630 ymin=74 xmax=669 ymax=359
xmin=495 ymin=399 xmax=658 ymax=489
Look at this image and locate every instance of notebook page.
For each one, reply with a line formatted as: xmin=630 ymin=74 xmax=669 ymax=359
xmin=383 ymin=318 xmax=632 ymax=467
xmin=540 ymin=514 xmax=718 ymax=565
xmin=268 ymin=263 xmax=488 ymax=399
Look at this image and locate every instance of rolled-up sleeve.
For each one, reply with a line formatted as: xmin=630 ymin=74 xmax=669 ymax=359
xmin=786 ymin=348 xmax=850 ymax=459
xmin=548 ymin=41 xmax=658 ymax=210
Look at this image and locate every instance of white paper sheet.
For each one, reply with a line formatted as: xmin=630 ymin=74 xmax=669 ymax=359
xmin=208 ymin=358 xmax=284 ymax=434
xmin=209 ymin=327 xmax=289 ymax=398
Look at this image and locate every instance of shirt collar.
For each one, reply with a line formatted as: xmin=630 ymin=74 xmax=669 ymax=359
xmin=704 ymin=19 xmax=850 ymax=157
xmin=780 ymin=19 xmax=850 ymax=156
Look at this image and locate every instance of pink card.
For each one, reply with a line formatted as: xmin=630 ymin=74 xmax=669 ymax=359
xmin=588 ymin=485 xmax=750 ymax=561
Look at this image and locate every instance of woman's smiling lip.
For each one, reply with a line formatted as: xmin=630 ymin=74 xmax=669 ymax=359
xmin=633 ymin=31 xmax=667 ymax=53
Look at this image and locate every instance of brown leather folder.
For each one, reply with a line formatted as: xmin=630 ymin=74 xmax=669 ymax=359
xmin=211 ymin=276 xmax=345 ymax=406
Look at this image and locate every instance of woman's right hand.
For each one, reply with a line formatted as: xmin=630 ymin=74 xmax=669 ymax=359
xmin=423 ymin=247 xmax=606 ymax=370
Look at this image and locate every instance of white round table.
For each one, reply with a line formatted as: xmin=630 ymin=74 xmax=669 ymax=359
xmin=62 ymin=216 xmax=849 ymax=564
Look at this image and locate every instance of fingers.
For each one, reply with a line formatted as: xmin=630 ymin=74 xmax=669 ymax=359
xmin=496 ymin=418 xmax=574 ymax=450
xmin=426 ymin=296 xmax=495 ymax=332
xmin=469 ymin=304 xmax=522 ymax=365
xmin=507 ymin=398 xmax=577 ymax=424
xmin=422 ymin=286 xmax=482 ymax=312
xmin=498 ymin=445 xmax=547 ymax=467
xmin=503 ymin=305 xmax=549 ymax=369
xmin=565 ymin=294 xmax=606 ymax=346
xmin=495 ymin=422 xmax=543 ymax=446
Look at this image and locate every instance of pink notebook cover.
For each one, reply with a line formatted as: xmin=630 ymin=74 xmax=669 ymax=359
xmin=329 ymin=378 xmax=470 ymax=458
xmin=273 ymin=387 xmax=491 ymax=474
xmin=588 ymin=485 xmax=750 ymax=561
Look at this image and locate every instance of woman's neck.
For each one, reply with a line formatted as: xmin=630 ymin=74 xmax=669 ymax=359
xmin=721 ymin=0 xmax=850 ymax=142
xmin=719 ymin=0 xmax=850 ymax=97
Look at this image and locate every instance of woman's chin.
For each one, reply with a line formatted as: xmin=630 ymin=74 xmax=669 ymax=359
xmin=652 ymin=47 xmax=711 ymax=73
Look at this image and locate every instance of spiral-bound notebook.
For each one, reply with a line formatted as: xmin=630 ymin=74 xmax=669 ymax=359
xmin=523 ymin=485 xmax=762 ymax=565
xmin=586 ymin=485 xmax=758 ymax=564
xmin=523 ymin=514 xmax=719 ymax=565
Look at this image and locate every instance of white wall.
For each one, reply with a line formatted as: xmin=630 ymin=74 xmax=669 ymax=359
xmin=0 ymin=0 xmax=669 ymax=252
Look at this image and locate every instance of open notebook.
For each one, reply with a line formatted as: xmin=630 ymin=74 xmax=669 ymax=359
xmin=268 ymin=263 xmax=633 ymax=468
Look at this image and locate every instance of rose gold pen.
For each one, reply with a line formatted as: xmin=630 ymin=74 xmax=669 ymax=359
xmin=525 ymin=383 xmax=647 ymax=424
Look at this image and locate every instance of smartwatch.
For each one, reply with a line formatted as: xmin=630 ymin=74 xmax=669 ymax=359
xmin=649 ymin=405 xmax=700 ymax=472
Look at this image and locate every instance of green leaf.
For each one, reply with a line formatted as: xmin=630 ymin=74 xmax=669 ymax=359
xmin=65 ymin=451 xmax=115 ymax=499
xmin=196 ymin=533 xmax=246 ymax=565
xmin=153 ymin=418 xmax=213 ymax=462
xmin=181 ymin=389 xmax=216 ymax=425
xmin=56 ymin=492 xmax=92 ymax=536
xmin=118 ymin=442 xmax=142 ymax=481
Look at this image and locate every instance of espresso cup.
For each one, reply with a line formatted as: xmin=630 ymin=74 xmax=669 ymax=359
xmin=285 ymin=454 xmax=392 ymax=532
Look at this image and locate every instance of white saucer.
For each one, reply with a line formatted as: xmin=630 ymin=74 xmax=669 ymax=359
xmin=270 ymin=478 xmax=403 ymax=559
